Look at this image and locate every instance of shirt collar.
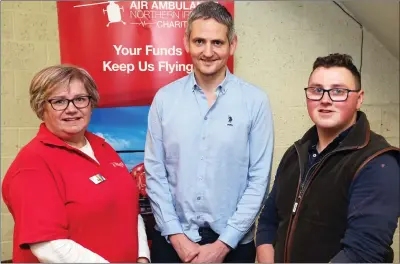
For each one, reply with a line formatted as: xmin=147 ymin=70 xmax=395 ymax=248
xmin=36 ymin=122 xmax=105 ymax=148
xmin=309 ymin=124 xmax=354 ymax=154
xmin=190 ymin=67 xmax=233 ymax=94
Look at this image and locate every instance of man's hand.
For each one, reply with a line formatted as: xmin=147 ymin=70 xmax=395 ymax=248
xmin=256 ymin=244 xmax=274 ymax=263
xmin=191 ymin=240 xmax=230 ymax=263
xmin=170 ymin=234 xmax=200 ymax=262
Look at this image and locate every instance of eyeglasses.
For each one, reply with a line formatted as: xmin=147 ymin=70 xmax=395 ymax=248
xmin=304 ymin=87 xmax=361 ymax=102
xmin=48 ymin=95 xmax=92 ymax=111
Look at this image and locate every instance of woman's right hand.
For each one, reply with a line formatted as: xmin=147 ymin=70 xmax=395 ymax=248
xmin=137 ymin=257 xmax=150 ymax=263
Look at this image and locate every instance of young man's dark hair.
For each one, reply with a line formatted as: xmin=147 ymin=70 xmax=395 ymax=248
xmin=311 ymin=53 xmax=361 ymax=89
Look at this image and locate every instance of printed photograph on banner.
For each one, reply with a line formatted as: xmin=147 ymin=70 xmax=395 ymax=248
xmin=89 ymin=105 xmax=153 ymax=220
xmin=88 ymin=105 xmax=149 ymax=171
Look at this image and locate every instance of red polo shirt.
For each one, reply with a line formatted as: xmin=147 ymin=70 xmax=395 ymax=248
xmin=2 ymin=123 xmax=139 ymax=263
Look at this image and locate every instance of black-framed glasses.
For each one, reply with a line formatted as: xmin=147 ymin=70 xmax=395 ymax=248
xmin=304 ymin=87 xmax=361 ymax=102
xmin=48 ymin=95 xmax=92 ymax=111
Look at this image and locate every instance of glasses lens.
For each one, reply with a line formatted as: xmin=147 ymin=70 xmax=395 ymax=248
xmin=329 ymin=89 xmax=347 ymax=101
xmin=51 ymin=99 xmax=68 ymax=110
xmin=306 ymin=88 xmax=323 ymax=100
xmin=73 ymin=97 xmax=90 ymax=108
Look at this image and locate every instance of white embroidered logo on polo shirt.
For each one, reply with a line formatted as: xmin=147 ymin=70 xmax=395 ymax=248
xmin=111 ymin=161 xmax=124 ymax=168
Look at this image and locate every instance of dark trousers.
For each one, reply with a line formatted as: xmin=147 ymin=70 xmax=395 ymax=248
xmin=150 ymin=227 xmax=256 ymax=263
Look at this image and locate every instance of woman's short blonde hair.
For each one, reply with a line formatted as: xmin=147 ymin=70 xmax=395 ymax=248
xmin=29 ymin=65 xmax=100 ymax=119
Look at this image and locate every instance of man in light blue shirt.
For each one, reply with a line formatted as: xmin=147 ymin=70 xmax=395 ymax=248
xmin=145 ymin=2 xmax=274 ymax=263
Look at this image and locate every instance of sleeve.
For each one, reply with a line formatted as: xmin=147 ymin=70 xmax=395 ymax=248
xmin=138 ymin=214 xmax=150 ymax=260
xmin=7 ymin=153 xmax=69 ymax=248
xmin=255 ymin=176 xmax=279 ymax=247
xmin=30 ymin=239 xmax=109 ymax=263
xmin=144 ymin=92 xmax=183 ymax=237
xmin=218 ymin=94 xmax=275 ymax=248
xmin=330 ymin=153 xmax=400 ymax=263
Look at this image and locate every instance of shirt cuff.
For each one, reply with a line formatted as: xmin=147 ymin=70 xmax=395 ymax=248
xmin=138 ymin=215 xmax=150 ymax=261
xmin=137 ymin=252 xmax=150 ymax=262
xmin=218 ymin=225 xmax=245 ymax=249
xmin=160 ymin=219 xmax=183 ymax=237
xmin=255 ymin=229 xmax=276 ymax=247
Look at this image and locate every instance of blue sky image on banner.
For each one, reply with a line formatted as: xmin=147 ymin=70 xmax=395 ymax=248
xmin=88 ymin=106 xmax=150 ymax=171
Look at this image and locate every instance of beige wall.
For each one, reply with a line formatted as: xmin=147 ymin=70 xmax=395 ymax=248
xmin=1 ymin=1 xmax=398 ymax=261
xmin=234 ymin=2 xmax=399 ymax=262
xmin=1 ymin=1 xmax=60 ymax=260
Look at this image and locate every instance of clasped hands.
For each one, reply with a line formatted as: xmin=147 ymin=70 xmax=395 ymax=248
xmin=169 ymin=234 xmax=230 ymax=263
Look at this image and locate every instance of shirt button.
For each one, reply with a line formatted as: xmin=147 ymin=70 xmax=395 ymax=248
xmin=204 ymin=117 xmax=208 ymax=120
xmin=202 ymin=136 xmax=206 ymax=140
xmin=197 ymin=197 xmax=201 ymax=200
xmin=200 ymin=157 xmax=204 ymax=160
xmin=312 ymin=154 xmax=317 ymax=158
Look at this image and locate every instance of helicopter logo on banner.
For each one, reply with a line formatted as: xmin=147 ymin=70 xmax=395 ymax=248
xmin=73 ymin=1 xmax=158 ymax=27
xmin=74 ymin=1 xmax=127 ymax=27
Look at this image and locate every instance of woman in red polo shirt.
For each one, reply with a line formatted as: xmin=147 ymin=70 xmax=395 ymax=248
xmin=2 ymin=65 xmax=150 ymax=263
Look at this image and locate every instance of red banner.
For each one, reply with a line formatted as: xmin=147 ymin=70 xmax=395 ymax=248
xmin=57 ymin=1 xmax=234 ymax=108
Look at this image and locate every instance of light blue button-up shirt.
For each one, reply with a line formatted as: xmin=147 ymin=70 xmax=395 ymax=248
xmin=144 ymin=69 xmax=274 ymax=248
